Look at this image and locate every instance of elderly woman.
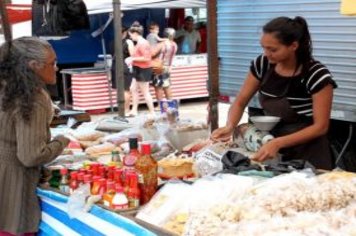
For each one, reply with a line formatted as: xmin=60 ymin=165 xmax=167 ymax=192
xmin=0 ymin=37 xmax=69 ymax=235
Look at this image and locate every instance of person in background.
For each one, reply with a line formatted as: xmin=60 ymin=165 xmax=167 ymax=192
xmin=146 ymin=22 xmax=167 ymax=58
xmin=211 ymin=16 xmax=337 ymax=170
xmin=152 ymin=28 xmax=178 ymax=104
xmin=127 ymin=22 xmax=155 ymax=116
xmin=0 ymin=37 xmax=70 ymax=235
xmin=175 ymin=16 xmax=201 ymax=54
xmin=112 ymin=25 xmax=135 ymax=116
xmin=198 ymin=22 xmax=207 ymax=53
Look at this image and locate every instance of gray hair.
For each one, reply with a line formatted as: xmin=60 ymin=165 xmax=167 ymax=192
xmin=0 ymin=37 xmax=54 ymax=121
xmin=164 ymin=28 xmax=176 ymax=40
xmin=9 ymin=36 xmax=52 ymax=66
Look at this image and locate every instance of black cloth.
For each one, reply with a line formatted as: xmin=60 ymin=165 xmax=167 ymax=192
xmin=219 ymin=150 xmax=316 ymax=175
xmin=33 ymin=0 xmax=89 ymax=36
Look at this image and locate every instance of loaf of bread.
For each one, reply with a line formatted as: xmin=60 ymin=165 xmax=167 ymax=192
xmin=85 ymin=142 xmax=116 ymax=157
xmin=72 ymin=130 xmax=105 ymax=141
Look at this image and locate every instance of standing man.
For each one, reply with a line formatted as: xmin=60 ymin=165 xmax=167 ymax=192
xmin=175 ymin=16 xmax=201 ymax=54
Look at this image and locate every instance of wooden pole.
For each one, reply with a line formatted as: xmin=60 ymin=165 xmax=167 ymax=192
xmin=112 ymin=0 xmax=125 ymax=117
xmin=207 ymin=0 xmax=219 ymax=131
xmin=0 ymin=0 xmax=12 ymax=42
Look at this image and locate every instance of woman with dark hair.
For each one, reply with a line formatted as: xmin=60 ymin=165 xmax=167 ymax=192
xmin=211 ymin=16 xmax=337 ymax=170
xmin=0 ymin=37 xmax=69 ymax=235
xmin=127 ymin=22 xmax=155 ymax=116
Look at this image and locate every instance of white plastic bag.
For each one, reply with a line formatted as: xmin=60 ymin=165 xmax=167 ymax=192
xmin=67 ymin=183 xmax=91 ymax=219
xmin=194 ymin=142 xmax=228 ymax=176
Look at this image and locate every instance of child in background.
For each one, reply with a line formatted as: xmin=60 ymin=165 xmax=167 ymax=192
xmin=146 ymin=22 xmax=167 ymax=58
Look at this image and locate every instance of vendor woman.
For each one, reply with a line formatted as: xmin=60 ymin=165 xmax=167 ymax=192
xmin=211 ymin=16 xmax=337 ymax=170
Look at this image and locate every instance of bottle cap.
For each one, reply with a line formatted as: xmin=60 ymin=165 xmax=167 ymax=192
xmin=60 ymin=168 xmax=68 ymax=175
xmin=83 ymin=174 xmax=92 ymax=183
xmin=107 ymin=180 xmax=115 ymax=190
xmin=129 ymin=137 xmax=138 ymax=149
xmin=92 ymin=176 xmax=101 ymax=182
xmin=115 ymin=183 xmax=124 ymax=193
xmin=77 ymin=173 xmax=84 ymax=181
xmin=70 ymin=171 xmax=78 ymax=179
xmin=141 ymin=143 xmax=151 ymax=155
xmin=99 ymin=178 xmax=106 ymax=186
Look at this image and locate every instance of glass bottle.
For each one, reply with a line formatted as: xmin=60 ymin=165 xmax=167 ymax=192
xmin=111 ymin=150 xmax=122 ymax=167
xmin=127 ymin=172 xmax=140 ymax=208
xmin=123 ymin=138 xmax=140 ymax=168
xmin=112 ymin=183 xmax=129 ymax=210
xmin=135 ymin=143 xmax=158 ymax=204
xmin=59 ymin=168 xmax=69 ymax=194
xmin=69 ymin=171 xmax=78 ymax=194
xmin=103 ymin=181 xmax=116 ymax=208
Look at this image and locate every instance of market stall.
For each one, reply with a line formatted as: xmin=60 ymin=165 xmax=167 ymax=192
xmin=43 ymin=110 xmax=356 ymax=235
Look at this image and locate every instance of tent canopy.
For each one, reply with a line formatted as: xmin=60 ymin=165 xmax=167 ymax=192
xmin=84 ymin=0 xmax=206 ymax=14
xmin=4 ymin=4 xmax=32 ymax=24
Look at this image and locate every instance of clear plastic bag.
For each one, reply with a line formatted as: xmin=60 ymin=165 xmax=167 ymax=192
xmin=136 ymin=180 xmax=192 ymax=226
xmin=67 ymin=183 xmax=91 ymax=219
xmin=193 ymin=142 xmax=228 ymax=177
xmin=102 ymin=127 xmax=142 ymax=146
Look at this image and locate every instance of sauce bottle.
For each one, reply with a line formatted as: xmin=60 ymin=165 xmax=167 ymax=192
xmin=69 ymin=171 xmax=78 ymax=194
xmin=103 ymin=181 xmax=116 ymax=207
xmin=59 ymin=168 xmax=69 ymax=194
xmin=135 ymin=143 xmax=158 ymax=204
xmin=123 ymin=138 xmax=140 ymax=168
xmin=112 ymin=183 xmax=129 ymax=210
xmin=127 ymin=172 xmax=140 ymax=208
xmin=91 ymin=176 xmax=101 ymax=195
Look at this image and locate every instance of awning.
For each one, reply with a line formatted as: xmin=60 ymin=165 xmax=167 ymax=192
xmin=1 ymin=1 xmax=206 ymax=20
xmin=5 ymin=4 xmax=32 ymax=24
xmin=85 ymin=0 xmax=206 ymax=14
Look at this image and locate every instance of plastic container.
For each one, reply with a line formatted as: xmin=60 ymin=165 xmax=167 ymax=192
xmin=165 ymin=128 xmax=209 ymax=151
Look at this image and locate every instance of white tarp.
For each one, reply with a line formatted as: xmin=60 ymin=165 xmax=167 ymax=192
xmin=84 ymin=0 xmax=206 ymax=14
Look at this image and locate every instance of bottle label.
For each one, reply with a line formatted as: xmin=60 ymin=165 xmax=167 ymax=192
xmin=113 ymin=203 xmax=128 ymax=210
xmin=138 ymin=173 xmax=144 ymax=184
xmin=59 ymin=185 xmax=70 ymax=194
xmin=124 ymin=154 xmax=137 ymax=166
xmin=129 ymin=199 xmax=140 ymax=208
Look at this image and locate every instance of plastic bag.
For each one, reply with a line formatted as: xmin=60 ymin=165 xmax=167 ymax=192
xmin=103 ymin=128 xmax=142 ymax=146
xmin=136 ymin=180 xmax=192 ymax=226
xmin=151 ymin=121 xmax=174 ymax=160
xmin=193 ymin=142 xmax=228 ymax=177
xmin=67 ymin=183 xmax=91 ymax=219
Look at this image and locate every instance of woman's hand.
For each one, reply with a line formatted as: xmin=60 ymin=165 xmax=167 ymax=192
xmin=252 ymin=139 xmax=281 ymax=162
xmin=210 ymin=126 xmax=234 ymax=142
